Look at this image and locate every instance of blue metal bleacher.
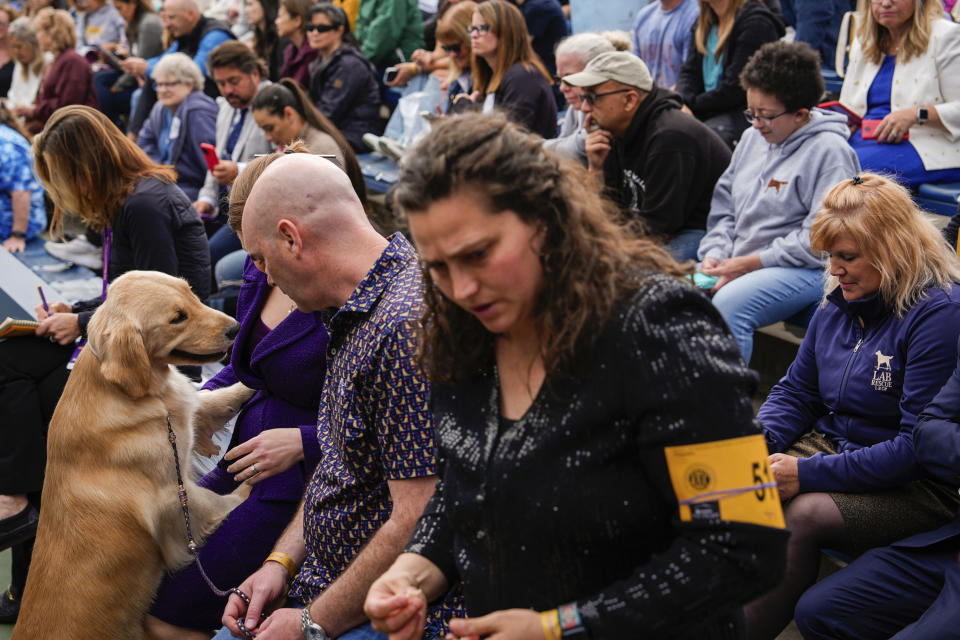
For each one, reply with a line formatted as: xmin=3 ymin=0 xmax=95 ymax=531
xmin=821 ymin=69 xmax=844 ymax=96
xmin=357 ymin=152 xmax=399 ymax=195
xmin=0 ymin=237 xmax=100 ymax=321
xmin=915 ymin=181 xmax=960 ymax=217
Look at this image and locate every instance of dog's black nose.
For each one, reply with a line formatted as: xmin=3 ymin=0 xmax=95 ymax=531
xmin=225 ymin=322 xmax=240 ymax=340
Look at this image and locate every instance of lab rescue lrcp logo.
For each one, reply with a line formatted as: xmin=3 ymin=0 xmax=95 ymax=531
xmin=871 ymin=350 xmax=894 ymax=392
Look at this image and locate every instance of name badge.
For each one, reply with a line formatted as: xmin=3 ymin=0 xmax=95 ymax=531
xmin=169 ymin=116 xmax=181 ymax=140
xmin=664 ymin=434 xmax=785 ymax=528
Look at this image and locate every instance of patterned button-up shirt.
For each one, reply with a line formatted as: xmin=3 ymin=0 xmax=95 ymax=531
xmin=288 ymin=234 xmax=449 ymax=629
xmin=0 ymin=123 xmax=46 ymax=239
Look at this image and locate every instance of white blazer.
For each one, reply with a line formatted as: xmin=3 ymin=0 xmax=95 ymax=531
xmin=839 ymin=18 xmax=960 ymax=171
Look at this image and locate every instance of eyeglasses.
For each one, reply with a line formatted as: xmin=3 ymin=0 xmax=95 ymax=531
xmin=154 ymin=80 xmax=184 ymax=89
xmin=552 ymin=75 xmax=572 ymax=87
xmin=440 ymin=42 xmax=462 ymax=54
xmin=580 ymin=88 xmax=631 ymax=106
xmin=467 ymin=24 xmax=492 ymax=35
xmin=306 ymin=23 xmax=337 ymax=33
xmin=743 ymin=109 xmax=789 ymax=124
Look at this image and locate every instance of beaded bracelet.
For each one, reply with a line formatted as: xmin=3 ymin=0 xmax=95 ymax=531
xmin=558 ymin=603 xmax=587 ymax=637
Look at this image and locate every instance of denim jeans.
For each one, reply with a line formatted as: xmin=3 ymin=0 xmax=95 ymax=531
xmin=215 ymin=249 xmax=247 ymax=290
xmin=209 ymin=227 xmax=244 ymax=281
xmin=211 ymin=618 xmax=386 ymax=640
xmin=666 ymin=228 xmax=706 ymax=262
xmin=709 ymin=266 xmax=824 ymax=363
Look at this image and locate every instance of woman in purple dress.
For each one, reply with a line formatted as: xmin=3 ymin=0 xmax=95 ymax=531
xmin=144 ymin=149 xmax=330 ymax=640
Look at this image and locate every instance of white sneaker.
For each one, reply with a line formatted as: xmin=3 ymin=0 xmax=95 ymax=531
xmin=44 ymin=235 xmax=103 ymax=271
xmin=362 ymin=133 xmax=383 ymax=154
xmin=377 ymin=137 xmax=405 ymax=162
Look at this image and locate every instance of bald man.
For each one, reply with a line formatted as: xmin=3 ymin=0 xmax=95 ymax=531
xmin=214 ymin=155 xmax=459 ymax=640
xmin=122 ymin=0 xmax=234 ymax=134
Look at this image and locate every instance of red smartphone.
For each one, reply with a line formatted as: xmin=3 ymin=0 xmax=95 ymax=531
xmin=862 ymin=119 xmax=909 ymax=141
xmin=200 ymin=142 xmax=220 ymax=171
xmin=817 ymin=100 xmax=862 ymax=130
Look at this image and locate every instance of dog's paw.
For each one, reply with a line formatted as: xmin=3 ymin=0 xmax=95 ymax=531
xmin=193 ymin=383 xmax=254 ymax=440
xmin=194 ymin=436 xmax=221 ymax=458
xmin=233 ymin=481 xmax=254 ymax=501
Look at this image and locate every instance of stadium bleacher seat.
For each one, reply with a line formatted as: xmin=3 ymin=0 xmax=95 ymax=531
xmin=821 ymin=68 xmax=844 ymax=96
xmin=357 ymin=152 xmax=399 ymax=195
xmin=915 ymin=181 xmax=960 ymax=216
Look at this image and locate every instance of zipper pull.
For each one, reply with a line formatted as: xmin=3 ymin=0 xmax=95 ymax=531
xmin=853 ymin=338 xmax=863 ymax=352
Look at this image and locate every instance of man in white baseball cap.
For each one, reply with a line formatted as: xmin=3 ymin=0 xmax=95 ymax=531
xmin=563 ymin=50 xmax=731 ymax=261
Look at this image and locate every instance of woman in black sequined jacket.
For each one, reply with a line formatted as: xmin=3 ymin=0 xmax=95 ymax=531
xmin=362 ymin=112 xmax=789 ymax=639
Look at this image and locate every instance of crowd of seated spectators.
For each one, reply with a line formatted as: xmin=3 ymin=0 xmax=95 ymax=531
xmin=5 ymin=0 xmax=960 ymax=638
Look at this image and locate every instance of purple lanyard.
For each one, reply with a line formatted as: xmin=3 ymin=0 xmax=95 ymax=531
xmin=101 ymin=226 xmax=111 ymax=301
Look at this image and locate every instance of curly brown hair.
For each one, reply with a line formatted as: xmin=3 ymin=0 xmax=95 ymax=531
xmin=393 ymin=112 xmax=691 ymax=383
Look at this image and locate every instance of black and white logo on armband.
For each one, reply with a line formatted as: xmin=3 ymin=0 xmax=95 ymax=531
xmin=622 ymin=169 xmax=646 ymax=214
xmin=871 ymin=350 xmax=894 ymax=392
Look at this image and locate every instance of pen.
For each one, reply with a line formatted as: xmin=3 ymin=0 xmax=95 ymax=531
xmin=37 ymin=285 xmax=49 ymax=313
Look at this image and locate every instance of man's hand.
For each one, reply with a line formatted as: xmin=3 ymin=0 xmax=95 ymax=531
xmin=583 ymin=114 xmax=611 ymax=173
xmin=245 ymin=607 xmax=301 ymax=640
xmin=768 ymin=453 xmax=800 ymax=501
xmin=446 ymin=609 xmax=543 ymax=640
xmin=35 ymin=312 xmax=81 ymax=345
xmin=213 ymin=160 xmax=240 ymax=185
xmin=701 ymin=254 xmax=763 ymax=293
xmin=874 ymin=107 xmax=917 ymax=144
xmin=221 ymin=562 xmax=289 ymax=635
xmin=119 ymin=56 xmax=148 ymax=77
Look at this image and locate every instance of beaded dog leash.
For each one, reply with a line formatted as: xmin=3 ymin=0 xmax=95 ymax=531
xmin=166 ymin=412 xmax=258 ymax=638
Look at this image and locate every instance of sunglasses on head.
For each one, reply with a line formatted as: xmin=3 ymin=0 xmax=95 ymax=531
xmin=440 ymin=42 xmax=462 ymax=54
xmin=306 ymin=23 xmax=337 ymax=33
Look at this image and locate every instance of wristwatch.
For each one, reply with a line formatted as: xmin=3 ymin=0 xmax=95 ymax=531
xmin=300 ymin=606 xmax=329 ymax=640
xmin=9 ymin=230 xmax=25 ymax=239
xmin=918 ymin=107 xmax=929 ymax=124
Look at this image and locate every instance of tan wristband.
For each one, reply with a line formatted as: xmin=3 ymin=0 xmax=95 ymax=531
xmin=264 ymin=551 xmax=297 ymax=579
xmin=540 ymin=609 xmax=561 ymax=640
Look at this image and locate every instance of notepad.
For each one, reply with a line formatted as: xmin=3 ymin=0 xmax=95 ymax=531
xmin=0 ymin=317 xmax=40 ymax=339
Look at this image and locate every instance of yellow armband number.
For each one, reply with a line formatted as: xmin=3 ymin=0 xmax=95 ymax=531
xmin=664 ymin=434 xmax=785 ymax=528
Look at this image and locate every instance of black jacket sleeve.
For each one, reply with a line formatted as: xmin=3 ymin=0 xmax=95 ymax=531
xmin=677 ymin=8 xmax=782 ymax=118
xmin=638 ymin=138 xmax=701 ymax=235
xmin=577 ymin=277 xmax=789 ymax=636
xmin=496 ymin=64 xmax=557 ymax=140
xmin=314 ymin=52 xmax=376 ymax=126
xmin=915 ymin=341 xmax=960 ymax=486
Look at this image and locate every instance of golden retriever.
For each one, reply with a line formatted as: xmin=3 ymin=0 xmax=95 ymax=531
xmin=13 ymin=271 xmax=254 ymax=640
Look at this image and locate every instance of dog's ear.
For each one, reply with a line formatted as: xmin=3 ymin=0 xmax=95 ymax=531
xmin=96 ymin=319 xmax=153 ymax=398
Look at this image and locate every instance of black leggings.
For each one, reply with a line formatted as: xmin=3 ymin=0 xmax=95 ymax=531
xmin=0 ymin=336 xmax=74 ymax=495
xmin=744 ymin=492 xmax=850 ymax=640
